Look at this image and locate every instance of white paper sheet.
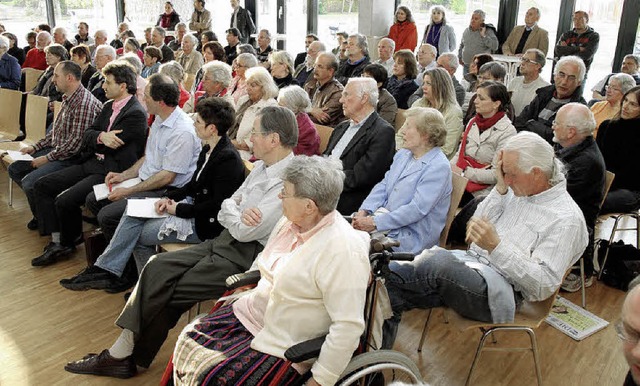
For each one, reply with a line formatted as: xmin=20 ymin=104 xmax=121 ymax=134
xmin=125 ymin=198 xmax=168 ymax=218
xmin=3 ymin=150 xmax=34 ymax=161
xmin=92 ymin=177 xmax=142 ymax=201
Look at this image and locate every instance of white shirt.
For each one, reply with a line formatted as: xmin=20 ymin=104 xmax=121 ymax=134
xmin=376 ymin=57 xmax=394 ymax=77
xmin=507 ymin=76 xmax=550 ymax=116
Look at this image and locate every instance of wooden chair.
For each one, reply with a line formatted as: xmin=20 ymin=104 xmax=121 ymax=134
xmin=315 ymin=124 xmax=333 ymax=154
xmin=158 ymin=243 xmax=190 ymax=253
xmin=243 ymin=159 xmax=254 ymax=177
xmin=23 ymin=68 xmax=44 ymax=92
xmin=394 ymin=109 xmax=407 ymax=149
xmin=0 ymin=89 xmax=23 ymax=142
xmin=438 ymin=172 xmax=469 ymax=248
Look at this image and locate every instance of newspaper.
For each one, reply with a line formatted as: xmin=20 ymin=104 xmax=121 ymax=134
xmin=545 ymin=296 xmax=609 ymax=341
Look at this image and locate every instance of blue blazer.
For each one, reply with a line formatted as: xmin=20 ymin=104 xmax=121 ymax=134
xmin=360 ymin=147 xmax=452 ymax=254
xmin=0 ymin=53 xmax=21 ymax=90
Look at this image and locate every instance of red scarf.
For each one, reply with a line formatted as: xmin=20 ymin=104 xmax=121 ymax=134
xmin=470 ymin=111 xmax=505 ymax=132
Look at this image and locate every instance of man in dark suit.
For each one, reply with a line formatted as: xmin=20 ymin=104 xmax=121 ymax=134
xmin=230 ymin=0 xmax=256 ymax=44
xmin=324 ymin=77 xmax=395 ymax=214
xmin=151 ymin=26 xmax=174 ymax=63
xmin=31 ymin=62 xmax=148 ymax=267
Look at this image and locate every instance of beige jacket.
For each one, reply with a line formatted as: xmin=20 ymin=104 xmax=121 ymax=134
xmin=502 ymin=25 xmax=549 ymax=57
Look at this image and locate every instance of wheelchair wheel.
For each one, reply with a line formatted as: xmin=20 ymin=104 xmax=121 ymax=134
xmin=337 ymin=350 xmax=423 ymax=385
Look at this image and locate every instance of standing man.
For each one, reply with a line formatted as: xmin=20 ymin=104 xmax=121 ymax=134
xmin=230 ymin=0 xmax=255 ymax=44
xmin=224 ymin=27 xmax=241 ymax=65
xmin=151 ymin=26 xmax=174 ymax=63
xmin=507 ymin=48 xmax=550 ymax=115
xmin=74 ymin=22 xmax=94 ymax=46
xmin=306 ymin=52 xmax=345 ymax=127
xmin=189 ymin=0 xmax=212 ymax=37
xmin=8 ymin=61 xmax=102 ymax=232
xmin=294 ymin=34 xmax=320 ymax=68
xmin=554 ymin=10 xmax=600 ymax=75
xmin=502 ymin=7 xmax=549 ymax=57
xmin=375 ymin=38 xmax=395 ymax=76
xmin=336 ymin=33 xmax=371 ymax=85
xmin=324 ymin=77 xmax=395 ymax=214
xmin=31 ymin=62 xmax=147 ymax=266
xmin=458 ymin=10 xmax=498 ymax=75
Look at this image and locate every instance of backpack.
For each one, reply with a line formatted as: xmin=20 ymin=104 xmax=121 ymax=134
xmin=596 ymin=240 xmax=640 ymax=291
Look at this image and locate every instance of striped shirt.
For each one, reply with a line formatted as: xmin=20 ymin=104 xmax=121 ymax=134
xmin=33 ymin=85 xmax=102 ymax=161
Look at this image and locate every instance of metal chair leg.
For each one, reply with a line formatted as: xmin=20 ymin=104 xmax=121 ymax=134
xmin=524 ymin=327 xmax=543 ymax=386
xmin=580 ymin=257 xmax=586 ymax=308
xmin=8 ymin=175 xmax=13 ymax=206
xmin=465 ymin=328 xmax=493 ymax=386
xmin=417 ymin=309 xmax=433 ymax=352
xmin=598 ymin=214 xmax=623 ymax=280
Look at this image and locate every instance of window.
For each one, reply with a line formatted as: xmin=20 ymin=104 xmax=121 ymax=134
xmin=318 ymin=0 xmax=359 ymax=54
xmin=0 ymin=1 xmax=52 ymax=47
xmin=52 ymin=1 xmax=118 ymax=45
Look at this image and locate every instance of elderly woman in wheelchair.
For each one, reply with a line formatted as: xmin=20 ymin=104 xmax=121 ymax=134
xmin=169 ymin=155 xmax=372 ymax=386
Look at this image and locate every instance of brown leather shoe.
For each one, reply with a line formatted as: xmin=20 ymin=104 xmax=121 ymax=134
xmin=64 ymin=349 xmax=136 ymax=379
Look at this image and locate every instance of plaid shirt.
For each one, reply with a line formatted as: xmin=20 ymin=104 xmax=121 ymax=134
xmin=34 ymin=85 xmax=102 ymax=161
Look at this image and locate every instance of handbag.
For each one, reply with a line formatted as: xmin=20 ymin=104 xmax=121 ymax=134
xmin=84 ymin=228 xmax=107 ymax=267
xmin=456 ymin=123 xmax=491 ymax=193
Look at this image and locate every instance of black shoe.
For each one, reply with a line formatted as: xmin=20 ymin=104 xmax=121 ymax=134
xmin=82 ymin=215 xmax=100 ymax=226
xmin=27 ymin=218 xmax=38 ymax=230
xmin=60 ymin=266 xmax=113 ymax=290
xmin=31 ymin=244 xmax=75 ymax=267
xmin=64 ymin=349 xmax=137 ymax=379
xmin=104 ymin=276 xmax=135 ymax=294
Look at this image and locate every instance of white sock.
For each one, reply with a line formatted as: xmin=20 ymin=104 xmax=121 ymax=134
xmin=51 ymin=233 xmax=60 ymax=244
xmin=109 ymin=329 xmax=135 ymax=359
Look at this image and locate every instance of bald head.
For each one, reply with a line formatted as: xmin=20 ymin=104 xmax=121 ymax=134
xmin=622 ymin=285 xmax=640 ymax=384
xmin=552 ymin=103 xmax=595 ymax=147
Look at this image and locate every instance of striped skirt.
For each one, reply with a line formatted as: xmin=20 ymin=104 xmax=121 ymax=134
xmin=173 ymin=304 xmax=303 ymax=386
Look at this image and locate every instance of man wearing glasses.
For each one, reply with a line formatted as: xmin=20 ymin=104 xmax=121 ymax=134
xmin=554 ymin=10 xmax=600 ymax=75
xmin=514 ymin=55 xmax=587 ymax=144
xmin=507 ymin=48 xmax=550 ymax=115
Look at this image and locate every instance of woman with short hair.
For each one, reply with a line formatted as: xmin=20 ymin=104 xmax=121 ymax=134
xmin=142 ymin=46 xmax=162 ymax=78
xmin=70 ymin=44 xmax=96 ymax=88
xmin=386 ymin=49 xmax=419 ymax=109
xmin=192 ymin=41 xmax=226 ymax=92
xmin=2 ymin=32 xmax=25 ymax=65
xmin=591 ymin=73 xmax=636 ymax=136
xmin=278 ymin=85 xmax=320 ymax=155
xmin=159 ymin=60 xmax=190 ymax=107
xmin=31 ymin=43 xmax=67 ymax=102
xmin=0 ymin=34 xmax=21 ymax=89
xmin=229 ymin=52 xmax=258 ymax=105
xmin=363 ymin=63 xmax=397 ymax=127
xmin=269 ymin=50 xmax=298 ymax=89
xmin=353 ymin=107 xmax=452 ymax=254
xmin=122 ymin=37 xmax=143 ymax=61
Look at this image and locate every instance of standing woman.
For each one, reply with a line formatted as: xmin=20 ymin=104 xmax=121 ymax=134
xmin=388 ymin=6 xmax=418 ymax=53
xmin=421 ymin=5 xmax=456 ymax=57
xmin=386 ymin=49 xmax=419 ymax=109
xmin=157 ymin=1 xmax=180 ymax=31
xmin=411 ymin=67 xmax=463 ymax=159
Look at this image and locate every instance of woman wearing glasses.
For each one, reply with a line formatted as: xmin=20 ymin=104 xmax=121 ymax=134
xmin=590 ymin=73 xmax=636 ymax=136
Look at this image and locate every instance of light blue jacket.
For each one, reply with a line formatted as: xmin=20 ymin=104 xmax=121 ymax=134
xmin=360 ymin=148 xmax=452 ymax=254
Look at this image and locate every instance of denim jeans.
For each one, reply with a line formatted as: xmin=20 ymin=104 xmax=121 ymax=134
xmin=382 ymin=249 xmax=492 ymax=349
xmin=95 ymin=214 xmax=201 ymax=277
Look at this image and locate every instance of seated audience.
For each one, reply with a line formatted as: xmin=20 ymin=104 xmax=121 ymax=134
xmin=451 ymin=81 xmax=516 ymax=203
xmin=22 ymin=31 xmax=51 ymax=70
xmin=176 ymin=34 xmax=204 ymax=89
xmin=159 ymin=60 xmax=190 ymax=108
xmin=224 ymin=27 xmax=241 ymax=65
xmin=592 ymin=54 xmax=640 ymax=102
xmin=507 ymin=48 xmax=549 ymax=115
xmin=229 ymin=52 xmax=257 ymax=105
xmin=52 ymin=27 xmax=74 ymax=53
xmin=362 ymin=63 xmax=397 ymax=127
xmin=388 ymin=5 xmax=418 ymax=52
xmin=109 ymin=22 xmax=126 ymax=50
xmin=460 ymin=53 xmax=493 ymax=93
xmin=354 ymin=107 xmax=452 ymax=254
xmin=618 ymin=281 xmax=640 ymax=386
xmin=463 ymin=62 xmax=513 ymax=125
xmin=293 ymin=40 xmax=325 ymax=87
xmin=168 ymin=22 xmax=186 ymax=51
xmin=0 ymin=35 xmax=21 ymax=89
xmin=150 ymin=26 xmax=174 ymax=63
xmin=31 ymin=43 xmax=67 ymax=104
xmin=596 ymin=86 xmax=640 ymax=214
xmin=277 ymin=85 xmax=321 ymax=155
xmin=141 ymin=27 xmax=152 ymax=50
xmin=80 ymin=74 xmax=200 ymax=244
xmin=590 ymin=73 xmax=635 ymax=136
xmin=415 ymin=43 xmax=437 ymax=85
xmin=119 ymin=54 xmax=149 ymax=112
xmin=411 ymin=67 xmax=463 ymax=159
xmin=23 ymin=31 xmax=37 ymax=57
xmin=61 ymin=98 xmax=244 ymax=290
xmin=294 ymin=34 xmax=319 ymax=68
xmin=336 ymin=33 xmax=370 ymax=85
xmin=63 ymin=106 xmax=297 ymax=378
xmin=30 ymin=62 xmax=147 ymax=267
xmin=184 ymin=61 xmax=234 ymax=114
xmin=514 ymin=55 xmax=587 ymax=144
xmin=306 ymin=52 xmax=345 ymax=127
xmin=408 ymin=52 xmax=465 ymax=107
xmin=88 ymin=44 xmax=117 ymax=103
xmin=192 ymin=41 xmax=225 ymax=92
xmin=324 ymin=77 xmax=395 ymax=214
xmin=332 ymin=31 xmax=348 ymax=57
xmin=199 ymin=31 xmax=217 ymax=48
xmin=236 ymin=43 xmax=256 ymax=56
xmin=269 ymin=50 xmax=298 ymax=89
xmin=141 ymin=46 xmax=162 ymax=78
xmin=69 ymin=44 xmax=96 ymax=88
xmin=2 ymin=32 xmax=25 ymax=65
xmin=383 ymin=132 xmax=588 ymax=348
xmin=229 ymin=66 xmax=279 ymax=160
xmin=74 ymin=21 xmax=94 ymax=46
xmin=89 ymin=29 xmax=108 ymax=61
xmin=121 ymin=37 xmax=143 ymax=61
xmin=386 ymin=49 xmax=419 ymax=109
xmin=256 ymin=29 xmax=273 ymax=64
xmin=8 ymin=61 xmax=102 ymax=233
xmin=375 ymin=37 xmax=395 ymax=76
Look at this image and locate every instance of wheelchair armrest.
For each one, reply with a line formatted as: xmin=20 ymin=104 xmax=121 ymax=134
xmin=284 ymin=336 xmax=327 ymax=363
xmin=225 ymin=270 xmax=261 ymax=289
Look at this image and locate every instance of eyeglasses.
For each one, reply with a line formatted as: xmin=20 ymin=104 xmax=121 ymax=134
xmin=520 ymin=58 xmax=537 ymax=65
xmin=250 ymin=129 xmax=268 ymax=136
xmin=555 ymin=71 xmax=578 ymax=82
xmin=615 ymin=320 xmax=640 ymax=345
xmin=279 ymin=187 xmax=297 ymax=199
xmin=606 ymin=85 xmax=622 ymax=93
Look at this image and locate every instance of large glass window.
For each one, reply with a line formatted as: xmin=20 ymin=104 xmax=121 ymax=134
xmin=52 ymin=1 xmax=118 ymax=45
xmin=318 ymin=0 xmax=359 ymax=54
xmin=0 ymin=0 xmax=53 ymax=47
xmin=124 ymin=0 xmax=193 ymax=40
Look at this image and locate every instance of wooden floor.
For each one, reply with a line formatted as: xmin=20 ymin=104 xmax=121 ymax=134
xmin=0 ymin=170 xmax=632 ymax=385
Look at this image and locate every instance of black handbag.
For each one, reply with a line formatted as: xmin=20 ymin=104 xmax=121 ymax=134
xmin=597 ymin=240 xmax=640 ymax=291
xmin=83 ymin=228 xmax=107 ymax=267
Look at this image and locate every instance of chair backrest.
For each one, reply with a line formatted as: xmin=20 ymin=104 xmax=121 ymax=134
xmin=23 ymin=68 xmax=44 ymax=92
xmin=0 ymin=89 xmax=23 ymax=140
xmin=315 ymin=124 xmax=333 ymax=154
xmin=439 ymin=173 xmax=469 ymax=247
xmin=243 ymin=159 xmax=254 ymax=177
xmin=53 ymin=101 xmax=63 ymax=122
xmin=600 ymin=171 xmax=615 ymax=210
xmin=24 ymin=94 xmax=49 ymax=143
xmin=394 ymin=108 xmax=407 ymax=132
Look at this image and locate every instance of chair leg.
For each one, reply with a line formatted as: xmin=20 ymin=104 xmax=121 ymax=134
xmin=465 ymin=328 xmax=493 ymax=386
xmin=417 ymin=309 xmax=433 ymax=353
xmin=598 ymin=214 xmax=623 ymax=280
xmin=524 ymin=327 xmax=543 ymax=386
xmin=580 ymin=257 xmax=586 ymax=308
xmin=8 ymin=175 xmax=13 ymax=206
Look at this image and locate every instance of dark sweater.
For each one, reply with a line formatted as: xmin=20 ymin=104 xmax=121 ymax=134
xmin=596 ymin=117 xmax=640 ymax=193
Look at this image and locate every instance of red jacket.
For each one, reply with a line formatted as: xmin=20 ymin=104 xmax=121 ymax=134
xmin=22 ymin=48 xmax=47 ymax=70
xmin=388 ymin=21 xmax=418 ymax=52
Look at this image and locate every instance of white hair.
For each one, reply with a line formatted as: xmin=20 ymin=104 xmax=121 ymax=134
xmin=96 ymin=44 xmax=117 ymax=59
xmin=119 ymin=53 xmax=143 ymax=75
xmin=182 ymin=33 xmax=198 ymax=45
xmin=554 ymin=55 xmax=586 ymax=83
xmin=278 ymin=85 xmax=311 ymax=115
xmin=203 ymin=61 xmax=233 ymax=88
xmin=379 ymin=37 xmax=396 ymax=52
xmin=502 ymin=132 xmax=565 ymax=185
xmin=347 ymin=77 xmax=379 ymax=107
xmin=610 ymin=73 xmax=637 ymax=94
xmin=0 ymin=35 xmax=9 ymax=53
xmin=420 ymin=43 xmax=437 ymax=56
xmin=558 ymin=103 xmax=595 ymax=136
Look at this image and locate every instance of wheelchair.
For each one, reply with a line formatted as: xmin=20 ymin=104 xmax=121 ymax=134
xmin=160 ymin=234 xmax=423 ymax=386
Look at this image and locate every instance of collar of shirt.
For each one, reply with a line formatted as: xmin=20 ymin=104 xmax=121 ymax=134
xmin=112 ymin=94 xmax=133 ymax=112
xmin=525 ymin=24 xmax=535 ymax=32
xmin=280 ymin=210 xmax=336 ymax=249
xmin=347 ymin=56 xmax=367 ymax=66
xmin=262 ymin=152 xmax=295 ymax=179
xmin=349 ymin=110 xmax=374 ymax=128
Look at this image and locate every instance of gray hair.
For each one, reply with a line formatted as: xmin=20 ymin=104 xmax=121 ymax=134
xmin=438 ymin=52 xmax=459 ymax=72
xmin=203 ymin=61 xmax=233 ymax=88
xmin=420 ymin=43 xmax=437 ymax=56
xmin=479 ymin=61 xmax=507 ymax=82
xmin=282 ymin=155 xmax=345 ymax=215
xmin=379 ymin=37 xmax=395 ymax=52
xmin=119 ymin=53 xmax=143 ymax=75
xmin=525 ymin=48 xmax=546 ymax=71
xmin=278 ymin=85 xmax=311 ymax=115
xmin=44 ymin=43 xmax=68 ymax=60
xmin=270 ymin=50 xmax=294 ymax=75
xmin=529 ymin=7 xmax=541 ymax=17
xmin=403 ymin=107 xmax=446 ymax=148
xmin=256 ymin=106 xmax=298 ymax=148
xmin=95 ymin=29 xmax=108 ymax=39
xmin=347 ymin=77 xmax=379 ymax=107
xmin=473 ymin=9 xmax=486 ymax=21
xmin=53 ymin=26 xmax=67 ymax=37
xmin=236 ymin=52 xmax=258 ymax=68
xmin=182 ymin=33 xmax=198 ymax=45
xmin=624 ymin=54 xmax=640 ymax=68
xmin=501 ymin=132 xmax=565 ymax=185
xmin=237 ymin=43 xmax=256 ymax=56
xmin=558 ymin=103 xmax=595 ymax=136
xmin=245 ymin=66 xmax=279 ymax=99
xmin=317 ymin=52 xmax=338 ymax=72
xmin=0 ymin=35 xmax=8 ymax=54
xmin=554 ymin=55 xmax=586 ymax=83
xmin=159 ymin=60 xmax=185 ymax=85
xmin=610 ymin=73 xmax=637 ymax=95
xmin=309 ymin=41 xmax=326 ymax=52
xmin=349 ymin=33 xmax=369 ymax=57
xmin=153 ymin=26 xmax=167 ymax=37
xmin=259 ymin=29 xmax=271 ymax=39
xmin=175 ymin=22 xmax=187 ymax=31
xmin=37 ymin=31 xmax=52 ymax=44
xmin=96 ymin=44 xmax=117 ymax=60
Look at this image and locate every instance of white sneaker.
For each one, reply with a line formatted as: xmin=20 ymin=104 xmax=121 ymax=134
xmin=561 ymin=273 xmax=594 ymax=292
